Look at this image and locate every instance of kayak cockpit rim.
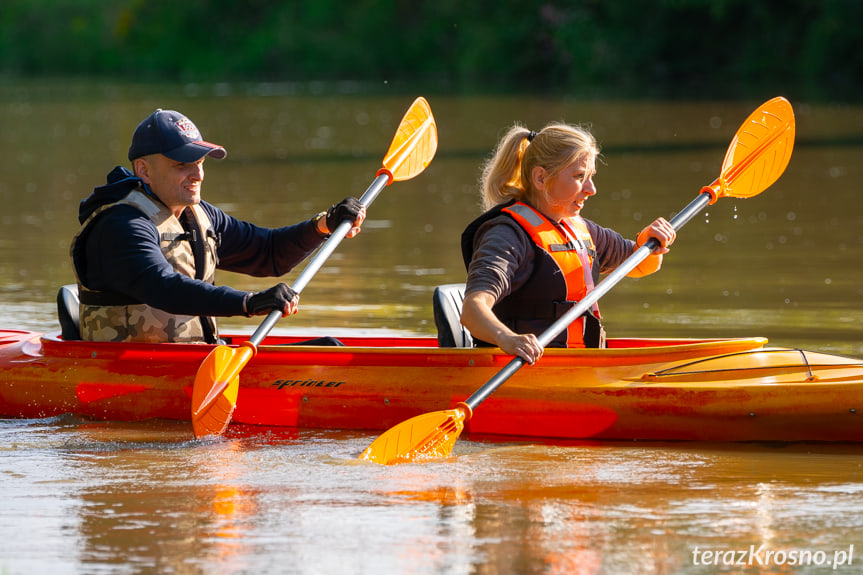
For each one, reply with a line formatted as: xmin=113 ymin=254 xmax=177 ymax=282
xmin=26 ymin=331 xmax=770 ymax=361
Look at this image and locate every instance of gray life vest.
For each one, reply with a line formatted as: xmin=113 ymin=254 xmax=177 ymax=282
xmin=71 ymin=188 xmax=219 ymax=343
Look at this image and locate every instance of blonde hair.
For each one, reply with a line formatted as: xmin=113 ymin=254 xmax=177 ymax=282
xmin=479 ymin=122 xmax=599 ymax=211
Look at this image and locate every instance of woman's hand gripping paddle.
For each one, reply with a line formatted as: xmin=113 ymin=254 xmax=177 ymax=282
xmin=360 ymin=96 xmax=796 ymax=465
xmin=191 ymin=97 xmax=438 ymax=439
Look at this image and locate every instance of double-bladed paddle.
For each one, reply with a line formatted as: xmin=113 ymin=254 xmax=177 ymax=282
xmin=360 ymin=96 xmax=796 ymax=464
xmin=192 ymin=97 xmax=438 ymax=439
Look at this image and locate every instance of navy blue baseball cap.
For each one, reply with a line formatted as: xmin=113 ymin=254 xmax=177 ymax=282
xmin=128 ymin=109 xmax=227 ymax=162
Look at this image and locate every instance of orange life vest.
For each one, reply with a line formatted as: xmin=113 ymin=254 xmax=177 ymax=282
xmin=462 ymin=200 xmax=604 ymax=348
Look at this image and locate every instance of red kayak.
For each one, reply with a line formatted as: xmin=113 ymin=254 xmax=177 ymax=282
xmin=2 ymin=328 xmax=862 ymax=442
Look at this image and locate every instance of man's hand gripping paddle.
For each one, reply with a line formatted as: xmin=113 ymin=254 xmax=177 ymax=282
xmin=360 ymin=96 xmax=796 ymax=465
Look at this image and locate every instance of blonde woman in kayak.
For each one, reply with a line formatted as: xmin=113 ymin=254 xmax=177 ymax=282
xmin=460 ymin=123 xmax=676 ymax=364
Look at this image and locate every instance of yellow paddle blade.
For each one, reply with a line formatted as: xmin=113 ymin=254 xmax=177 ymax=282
xmin=381 ymin=97 xmax=438 ymax=182
xmin=360 ymin=403 xmax=471 ymax=465
xmin=706 ymin=96 xmax=795 ymax=202
xmin=192 ymin=343 xmax=254 ymax=438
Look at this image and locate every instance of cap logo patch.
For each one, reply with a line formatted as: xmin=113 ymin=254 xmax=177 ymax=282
xmin=175 ymin=118 xmax=200 ymax=140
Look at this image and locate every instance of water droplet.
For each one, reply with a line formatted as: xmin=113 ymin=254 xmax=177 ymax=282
xmin=828 ymin=166 xmax=845 ymax=178
xmin=733 ymin=205 xmax=738 ymax=220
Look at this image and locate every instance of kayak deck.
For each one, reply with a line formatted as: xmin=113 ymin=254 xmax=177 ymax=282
xmin=1 ymin=330 xmax=862 ymax=442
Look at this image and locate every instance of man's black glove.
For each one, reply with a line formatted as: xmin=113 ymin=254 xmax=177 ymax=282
xmin=325 ymin=197 xmax=364 ymax=233
xmin=246 ymin=283 xmax=298 ymax=316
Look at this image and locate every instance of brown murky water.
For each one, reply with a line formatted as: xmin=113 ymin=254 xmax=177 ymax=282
xmin=2 ymin=83 xmax=863 ymax=573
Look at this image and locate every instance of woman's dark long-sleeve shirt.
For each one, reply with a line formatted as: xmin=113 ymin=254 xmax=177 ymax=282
xmin=465 ymin=214 xmax=636 ymax=304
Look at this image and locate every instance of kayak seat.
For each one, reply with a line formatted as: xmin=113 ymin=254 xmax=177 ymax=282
xmin=432 ymin=283 xmax=473 ymax=348
xmin=57 ymin=284 xmax=81 ymax=341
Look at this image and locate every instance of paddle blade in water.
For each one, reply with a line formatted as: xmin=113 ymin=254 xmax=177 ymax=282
xmin=713 ymin=96 xmax=795 ymax=200
xmin=192 ymin=343 xmax=254 ymax=438
xmin=381 ymin=97 xmax=438 ymax=182
xmin=360 ymin=404 xmax=471 ymax=465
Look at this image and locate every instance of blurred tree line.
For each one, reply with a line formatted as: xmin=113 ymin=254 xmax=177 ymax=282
xmin=1 ymin=0 xmax=860 ymax=100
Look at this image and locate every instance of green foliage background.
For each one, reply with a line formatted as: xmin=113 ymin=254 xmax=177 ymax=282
xmin=1 ymin=0 xmax=860 ymax=100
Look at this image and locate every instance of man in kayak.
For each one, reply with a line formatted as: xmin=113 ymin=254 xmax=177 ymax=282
xmin=70 ymin=109 xmax=365 ymax=343
xmin=460 ymin=123 xmax=676 ymax=364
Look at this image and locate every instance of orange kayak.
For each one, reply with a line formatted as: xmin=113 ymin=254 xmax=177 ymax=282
xmin=1 ymin=329 xmax=862 ymax=442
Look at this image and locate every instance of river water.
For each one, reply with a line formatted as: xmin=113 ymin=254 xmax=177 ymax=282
xmin=2 ymin=83 xmax=863 ymax=573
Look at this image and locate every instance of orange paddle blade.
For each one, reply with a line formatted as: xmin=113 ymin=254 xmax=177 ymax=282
xmin=381 ymin=97 xmax=437 ymax=182
xmin=705 ymin=96 xmax=795 ymax=202
xmin=191 ymin=343 xmax=255 ymax=438
xmin=360 ymin=403 xmax=472 ymax=465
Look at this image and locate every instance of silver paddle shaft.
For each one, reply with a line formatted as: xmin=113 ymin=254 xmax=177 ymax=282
xmin=464 ymin=190 xmax=713 ymax=411
xmin=248 ymin=173 xmax=390 ymax=347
